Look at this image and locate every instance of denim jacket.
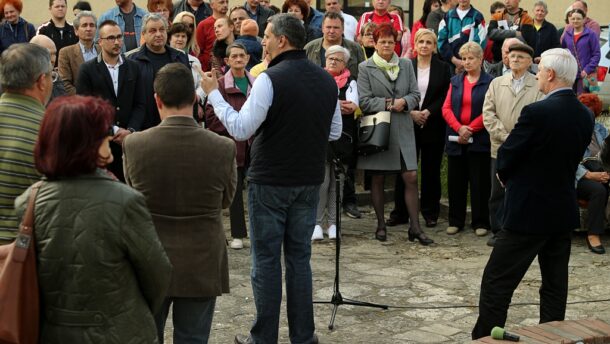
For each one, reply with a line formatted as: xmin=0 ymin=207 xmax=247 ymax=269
xmin=97 ymin=5 xmax=148 ymax=52
xmin=576 ymin=122 xmax=608 ymax=182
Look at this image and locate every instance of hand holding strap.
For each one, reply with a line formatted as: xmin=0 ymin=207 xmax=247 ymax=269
xmin=13 ymin=181 xmax=43 ymax=262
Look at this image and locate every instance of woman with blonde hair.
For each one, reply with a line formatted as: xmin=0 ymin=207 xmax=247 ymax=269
xmin=173 ymin=11 xmax=200 ymax=55
xmin=389 ymin=28 xmax=451 ymax=228
xmin=441 ymin=41 xmax=493 ymax=237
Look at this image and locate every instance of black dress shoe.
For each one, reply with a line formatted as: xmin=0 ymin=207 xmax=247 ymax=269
xmin=375 ymin=227 xmax=387 ymax=241
xmin=587 ymin=237 xmax=606 ymax=254
xmin=235 ymin=334 xmax=253 ymax=344
xmin=408 ymin=228 xmax=434 ymax=245
xmin=236 ymin=333 xmax=319 ymax=343
xmin=386 ymin=216 xmax=409 ymax=227
xmin=424 ymin=218 xmax=438 ymax=228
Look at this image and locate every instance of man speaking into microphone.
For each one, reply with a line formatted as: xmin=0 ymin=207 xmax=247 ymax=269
xmin=201 ymin=13 xmax=342 ymax=344
xmin=472 ymin=48 xmax=594 ymax=339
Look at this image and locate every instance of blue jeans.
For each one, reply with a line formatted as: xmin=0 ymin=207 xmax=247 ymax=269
xmin=248 ymin=183 xmax=320 ymax=344
xmin=155 ymin=296 xmax=216 ymax=344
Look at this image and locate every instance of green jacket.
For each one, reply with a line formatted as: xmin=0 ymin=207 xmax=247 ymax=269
xmin=16 ymin=170 xmax=171 ymax=343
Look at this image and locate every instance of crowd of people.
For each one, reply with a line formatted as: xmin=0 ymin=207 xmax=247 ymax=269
xmin=0 ymin=0 xmax=609 ymax=343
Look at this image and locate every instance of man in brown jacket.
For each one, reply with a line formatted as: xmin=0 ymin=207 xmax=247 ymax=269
xmin=57 ymin=11 xmax=98 ymax=95
xmin=123 ymin=63 xmax=237 ymax=343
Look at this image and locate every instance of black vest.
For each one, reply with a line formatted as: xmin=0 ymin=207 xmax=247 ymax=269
xmin=248 ymin=50 xmax=338 ymax=186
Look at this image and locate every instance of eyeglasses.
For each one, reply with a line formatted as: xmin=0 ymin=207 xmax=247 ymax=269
xmin=326 ymin=56 xmax=344 ymax=63
xmin=100 ymin=34 xmax=123 ymax=42
xmin=51 ymin=70 xmax=59 ymax=83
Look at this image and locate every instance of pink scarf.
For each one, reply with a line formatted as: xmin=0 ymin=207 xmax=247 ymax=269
xmin=326 ymin=68 xmax=351 ymax=89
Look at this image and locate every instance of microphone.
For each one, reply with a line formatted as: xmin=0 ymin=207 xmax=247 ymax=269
xmin=491 ymin=327 xmax=520 ymax=342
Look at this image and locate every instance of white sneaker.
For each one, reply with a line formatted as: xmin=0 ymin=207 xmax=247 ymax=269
xmin=230 ymin=238 xmax=244 ymax=249
xmin=475 ymin=228 xmax=488 ymax=237
xmin=446 ymin=226 xmax=460 ymax=235
xmin=327 ymin=225 xmax=337 ymax=240
xmin=312 ymin=225 xmax=324 ymax=241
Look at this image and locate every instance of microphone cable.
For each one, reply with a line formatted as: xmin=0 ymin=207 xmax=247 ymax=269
xmin=365 ymin=297 xmax=610 ymax=310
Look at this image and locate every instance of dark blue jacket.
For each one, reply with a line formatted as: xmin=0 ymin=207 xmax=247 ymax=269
xmin=0 ymin=18 xmax=35 ymax=54
xmin=235 ymin=35 xmax=262 ymax=70
xmin=497 ymin=89 xmax=593 ymax=234
xmin=125 ymin=45 xmax=189 ymax=129
xmin=445 ymin=71 xmax=493 ymax=156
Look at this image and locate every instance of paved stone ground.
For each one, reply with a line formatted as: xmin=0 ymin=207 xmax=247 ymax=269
xmin=162 ymin=204 xmax=610 ymax=343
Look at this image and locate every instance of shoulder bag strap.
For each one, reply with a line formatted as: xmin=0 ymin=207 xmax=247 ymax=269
xmin=13 ymin=181 xmax=43 ymax=262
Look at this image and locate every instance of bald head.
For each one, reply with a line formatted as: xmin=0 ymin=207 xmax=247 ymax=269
xmin=501 ymin=37 xmax=523 ymax=67
xmin=31 ymin=35 xmax=58 ymax=66
xmin=572 ymin=1 xmax=587 ymax=14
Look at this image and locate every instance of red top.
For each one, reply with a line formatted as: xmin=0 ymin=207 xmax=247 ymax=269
xmin=574 ymin=31 xmax=583 ymax=43
xmin=196 ymin=15 xmax=217 ymax=71
xmin=410 ymin=20 xmax=425 ymax=58
xmin=356 ymin=11 xmax=404 ymax=55
xmin=441 ymin=78 xmax=485 ymax=133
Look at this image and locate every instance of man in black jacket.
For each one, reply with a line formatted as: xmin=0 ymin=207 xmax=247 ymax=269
xmin=472 ymin=48 xmax=594 ymax=339
xmin=76 ymin=20 xmax=145 ymax=181
xmin=37 ymin=0 xmax=78 ymax=66
xmin=126 ymin=13 xmax=189 ymax=130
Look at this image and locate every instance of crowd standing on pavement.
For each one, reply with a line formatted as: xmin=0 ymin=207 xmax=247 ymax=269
xmin=0 ymin=0 xmax=609 ymax=343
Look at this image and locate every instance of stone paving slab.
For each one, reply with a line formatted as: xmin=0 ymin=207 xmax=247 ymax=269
xmin=162 ymin=204 xmax=610 ymax=343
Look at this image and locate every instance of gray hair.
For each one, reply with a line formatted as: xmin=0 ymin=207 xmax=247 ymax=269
xmin=268 ymin=14 xmax=306 ymax=50
xmin=540 ymin=48 xmax=578 ymax=85
xmin=226 ymin=42 xmax=248 ymax=56
xmin=0 ymin=43 xmax=52 ymax=91
xmin=142 ymin=13 xmax=168 ymax=34
xmin=325 ymin=45 xmax=350 ymax=62
xmin=533 ymin=1 xmax=548 ymax=13
xmin=73 ymin=10 xmax=96 ymax=29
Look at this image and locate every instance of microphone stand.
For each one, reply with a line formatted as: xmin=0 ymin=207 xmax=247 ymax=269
xmin=314 ymin=150 xmax=388 ymax=330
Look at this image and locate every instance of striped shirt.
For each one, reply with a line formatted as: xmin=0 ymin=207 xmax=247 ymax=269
xmin=0 ymin=93 xmax=44 ymax=242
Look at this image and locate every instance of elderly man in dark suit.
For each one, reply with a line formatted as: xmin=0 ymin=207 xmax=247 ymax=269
xmin=123 ymin=63 xmax=236 ymax=343
xmin=472 ymin=48 xmax=594 ymax=339
xmin=76 ymin=20 xmax=145 ymax=182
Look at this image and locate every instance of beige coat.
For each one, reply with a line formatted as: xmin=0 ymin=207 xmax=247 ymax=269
xmin=483 ymin=72 xmax=544 ymax=158
xmin=123 ymin=115 xmax=237 ymax=297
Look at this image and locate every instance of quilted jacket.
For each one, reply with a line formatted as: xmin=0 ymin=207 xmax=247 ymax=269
xmin=15 ymin=169 xmax=171 ymax=343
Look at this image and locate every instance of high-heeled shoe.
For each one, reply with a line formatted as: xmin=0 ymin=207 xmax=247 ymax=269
xmin=587 ymin=236 xmax=605 ymax=254
xmin=408 ymin=228 xmax=434 ymax=246
xmin=375 ymin=227 xmax=387 ymax=242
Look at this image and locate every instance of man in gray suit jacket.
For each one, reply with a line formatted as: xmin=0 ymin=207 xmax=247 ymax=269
xmin=123 ymin=63 xmax=237 ymax=343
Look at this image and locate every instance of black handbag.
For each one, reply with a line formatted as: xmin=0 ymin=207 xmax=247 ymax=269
xmin=357 ymin=110 xmax=391 ymax=156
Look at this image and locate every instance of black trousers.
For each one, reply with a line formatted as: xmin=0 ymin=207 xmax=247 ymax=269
xmin=472 ymin=229 xmax=571 ymax=339
xmin=489 ymin=158 xmax=505 ymax=234
xmin=576 ymin=178 xmax=609 ymax=235
xmin=108 ymin=141 xmax=125 ymax=182
xmin=390 ymin=139 xmax=445 ymax=221
xmin=447 ymin=151 xmax=491 ymax=229
xmin=230 ymin=167 xmax=247 ymax=239
xmin=342 ymin=168 xmax=357 ymax=205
